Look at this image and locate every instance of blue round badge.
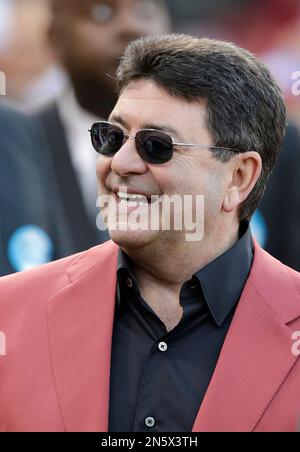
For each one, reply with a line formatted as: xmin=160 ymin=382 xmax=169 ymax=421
xmin=250 ymin=210 xmax=268 ymax=248
xmin=7 ymin=225 xmax=53 ymax=272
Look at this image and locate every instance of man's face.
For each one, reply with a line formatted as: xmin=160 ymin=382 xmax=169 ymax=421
xmin=97 ymin=79 xmax=231 ymax=251
xmin=51 ymin=0 xmax=171 ymax=87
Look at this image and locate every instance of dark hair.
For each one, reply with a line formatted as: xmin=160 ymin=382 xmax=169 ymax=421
xmin=116 ymin=34 xmax=287 ymax=222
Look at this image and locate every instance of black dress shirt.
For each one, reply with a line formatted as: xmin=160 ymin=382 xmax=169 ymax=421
xmin=109 ymin=224 xmax=253 ymax=432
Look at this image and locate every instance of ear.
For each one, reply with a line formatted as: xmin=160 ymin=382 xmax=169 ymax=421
xmin=223 ymin=151 xmax=262 ymax=213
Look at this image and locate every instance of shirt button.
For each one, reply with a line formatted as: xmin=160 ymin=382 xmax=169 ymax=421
xmin=127 ymin=278 xmax=133 ymax=288
xmin=145 ymin=417 xmax=156 ymax=428
xmin=158 ymin=341 xmax=168 ymax=352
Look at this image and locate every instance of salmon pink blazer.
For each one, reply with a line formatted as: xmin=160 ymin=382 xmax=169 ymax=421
xmin=0 ymin=240 xmax=300 ymax=432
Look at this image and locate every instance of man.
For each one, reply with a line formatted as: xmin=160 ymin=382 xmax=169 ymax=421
xmin=0 ymin=35 xmax=300 ymax=432
xmin=34 ymin=0 xmax=171 ymax=255
xmin=0 ymin=105 xmax=73 ymax=276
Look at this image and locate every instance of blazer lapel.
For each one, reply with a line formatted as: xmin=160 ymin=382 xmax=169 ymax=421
xmin=192 ymin=243 xmax=300 ymax=432
xmin=47 ymin=242 xmax=119 ymax=432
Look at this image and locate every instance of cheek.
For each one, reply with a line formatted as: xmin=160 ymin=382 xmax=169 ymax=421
xmin=146 ymin=164 xmax=176 ymax=194
xmin=172 ymin=160 xmax=225 ymax=215
xmin=149 ymin=157 xmax=207 ymax=195
xmin=178 ymin=156 xmax=225 ymax=196
xmin=202 ymin=172 xmax=227 ymax=225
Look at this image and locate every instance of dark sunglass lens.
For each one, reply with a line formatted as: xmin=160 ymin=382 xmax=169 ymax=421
xmin=136 ymin=131 xmax=173 ymax=164
xmin=91 ymin=123 xmax=124 ymax=156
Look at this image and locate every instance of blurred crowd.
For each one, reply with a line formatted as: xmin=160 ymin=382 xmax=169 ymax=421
xmin=0 ymin=0 xmax=300 ymax=275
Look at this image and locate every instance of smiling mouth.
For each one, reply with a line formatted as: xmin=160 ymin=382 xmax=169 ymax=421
xmin=116 ymin=191 xmax=150 ymax=207
xmin=115 ymin=190 xmax=163 ymax=207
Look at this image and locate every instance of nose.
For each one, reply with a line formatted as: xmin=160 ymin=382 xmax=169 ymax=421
xmin=110 ymin=138 xmax=148 ymax=177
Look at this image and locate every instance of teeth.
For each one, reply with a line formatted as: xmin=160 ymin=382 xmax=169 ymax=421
xmin=118 ymin=191 xmax=147 ymax=200
xmin=128 ymin=201 xmax=140 ymax=207
xmin=117 ymin=191 xmax=148 ymax=204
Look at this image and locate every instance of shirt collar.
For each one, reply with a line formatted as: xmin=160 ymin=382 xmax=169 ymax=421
xmin=117 ymin=222 xmax=253 ymax=326
xmin=194 ymin=222 xmax=253 ymax=326
xmin=117 ymin=251 xmax=139 ymax=290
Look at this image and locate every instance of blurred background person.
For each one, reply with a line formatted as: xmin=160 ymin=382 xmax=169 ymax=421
xmin=0 ymin=105 xmax=74 ymax=276
xmin=33 ymin=0 xmax=171 ymax=255
xmin=0 ymin=0 xmax=65 ymax=110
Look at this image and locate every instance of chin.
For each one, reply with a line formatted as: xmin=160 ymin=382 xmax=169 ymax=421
xmin=108 ymin=228 xmax=157 ymax=250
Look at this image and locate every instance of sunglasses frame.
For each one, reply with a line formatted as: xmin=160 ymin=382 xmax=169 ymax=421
xmin=89 ymin=121 xmax=242 ymax=164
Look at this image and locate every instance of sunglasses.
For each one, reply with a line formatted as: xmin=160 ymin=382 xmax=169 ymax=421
xmin=89 ymin=121 xmax=241 ymax=164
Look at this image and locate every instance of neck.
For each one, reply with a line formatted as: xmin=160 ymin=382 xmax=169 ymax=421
xmin=122 ymin=222 xmax=240 ymax=330
xmin=128 ymin=223 xmax=240 ymax=287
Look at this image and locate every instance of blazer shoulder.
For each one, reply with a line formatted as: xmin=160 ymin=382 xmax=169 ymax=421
xmin=0 ymin=241 xmax=118 ymax=311
xmin=251 ymin=242 xmax=300 ymax=323
xmin=284 ymin=264 xmax=300 ymax=297
xmin=0 ymin=252 xmax=79 ymax=314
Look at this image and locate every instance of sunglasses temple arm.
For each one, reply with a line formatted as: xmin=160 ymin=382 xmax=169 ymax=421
xmin=173 ymin=143 xmax=241 ymax=153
